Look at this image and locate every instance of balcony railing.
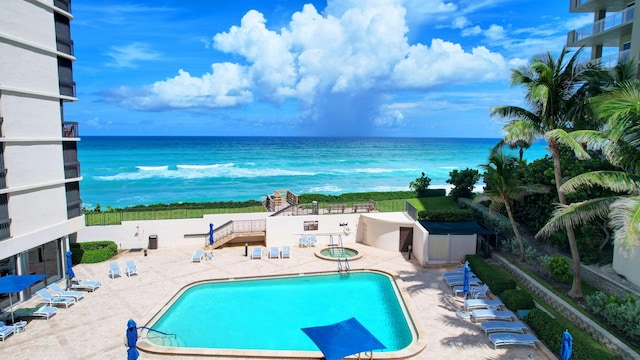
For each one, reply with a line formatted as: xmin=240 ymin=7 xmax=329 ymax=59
xmin=63 ymin=122 xmax=78 ymax=137
xmin=0 ymin=217 xmax=11 ymax=241
xmin=67 ymin=200 xmax=82 ymax=219
xmin=59 ymin=80 xmax=76 ymax=98
xmin=591 ymin=49 xmax=632 ymax=68
xmin=64 ymin=162 xmax=80 ymax=179
xmin=56 ymin=37 xmax=74 ymax=56
xmin=572 ymin=6 xmax=634 ymax=42
xmin=0 ymin=169 xmax=7 ymax=189
xmin=54 ymin=0 xmax=71 ymax=12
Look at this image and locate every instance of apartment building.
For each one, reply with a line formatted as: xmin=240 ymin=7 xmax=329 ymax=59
xmin=0 ymin=0 xmax=83 ymax=308
xmin=567 ymin=0 xmax=640 ymax=68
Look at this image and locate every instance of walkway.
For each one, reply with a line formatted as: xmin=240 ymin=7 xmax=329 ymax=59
xmin=1 ymin=244 xmax=555 ymax=359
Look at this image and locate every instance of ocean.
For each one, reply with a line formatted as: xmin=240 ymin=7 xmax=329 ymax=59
xmin=77 ymin=136 xmax=549 ymax=209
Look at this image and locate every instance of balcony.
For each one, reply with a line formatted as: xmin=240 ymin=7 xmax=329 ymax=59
xmin=54 ymin=0 xmax=71 ymax=12
xmin=67 ymin=199 xmax=82 ymax=219
xmin=0 ymin=169 xmax=6 ymax=189
xmin=571 ymin=0 xmax=629 ymax=13
xmin=568 ymin=6 xmax=634 ymax=47
xmin=64 ymin=162 xmax=80 ymax=179
xmin=0 ymin=217 xmax=11 ymax=241
xmin=591 ymin=49 xmax=631 ymax=68
xmin=56 ymin=37 xmax=74 ymax=57
xmin=63 ymin=121 xmax=78 ymax=138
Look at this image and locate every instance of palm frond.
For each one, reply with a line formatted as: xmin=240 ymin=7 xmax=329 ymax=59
xmin=536 ymin=197 xmax=616 ymax=238
xmin=560 ymin=171 xmax=640 ymax=194
xmin=544 ymin=129 xmax=591 ymax=160
xmin=609 ymin=196 xmax=640 ymax=252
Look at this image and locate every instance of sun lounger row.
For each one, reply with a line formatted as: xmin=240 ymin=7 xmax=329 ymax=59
xmin=488 ymin=332 xmax=540 ymax=350
xmin=109 ymin=260 xmax=138 ymax=278
xmin=453 ymin=284 xmax=489 ymax=298
xmin=251 ymin=246 xmax=291 ymax=259
xmin=71 ymin=278 xmax=101 ymax=292
xmin=299 ymin=234 xmax=317 ymax=247
xmin=465 ymin=299 xmax=505 ymax=311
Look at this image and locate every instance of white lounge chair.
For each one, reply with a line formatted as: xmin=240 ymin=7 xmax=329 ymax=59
xmin=0 ymin=322 xmax=14 ymax=341
xmin=453 ymin=284 xmax=488 ymax=297
xmin=48 ymin=283 xmax=85 ymax=301
xmin=268 ymin=247 xmax=280 ymax=259
xmin=71 ymin=278 xmax=101 ymax=292
xmin=13 ymin=305 xmax=57 ymax=320
xmin=308 ymin=234 xmax=318 ymax=247
xmin=192 ymin=249 xmax=204 ymax=262
xmin=481 ymin=321 xmax=527 ymax=335
xmin=464 ymin=299 xmax=505 ymax=311
xmin=471 ymin=309 xmax=516 ymax=322
xmin=251 ymin=247 xmax=262 ymax=259
xmin=35 ymin=289 xmax=75 ymax=308
xmin=299 ymin=234 xmax=309 ymax=248
xmin=488 ymin=332 xmax=540 ymax=350
xmin=108 ymin=261 xmax=122 ymax=279
xmin=443 ymin=271 xmax=477 ymax=279
xmin=281 ymin=246 xmax=291 ymax=258
xmin=125 ymin=260 xmax=138 ymax=277
xmin=446 ymin=277 xmax=482 ymax=288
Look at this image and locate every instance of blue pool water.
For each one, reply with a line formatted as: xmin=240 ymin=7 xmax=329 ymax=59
xmin=147 ymin=271 xmax=414 ymax=352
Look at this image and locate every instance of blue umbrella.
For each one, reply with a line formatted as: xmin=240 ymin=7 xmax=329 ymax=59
xmin=209 ymin=223 xmax=214 ymax=246
xmin=301 ymin=317 xmax=386 ymax=360
xmin=560 ymin=330 xmax=573 ymax=360
xmin=0 ymin=274 xmax=46 ymax=323
xmin=463 ymin=263 xmax=471 ymax=298
xmin=126 ymin=319 xmax=139 ymax=360
xmin=65 ymin=251 xmax=75 ymax=279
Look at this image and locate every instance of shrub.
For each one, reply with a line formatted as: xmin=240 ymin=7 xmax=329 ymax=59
xmin=417 ymin=209 xmax=473 ymax=221
xmin=70 ymin=241 xmax=117 ymax=264
xmin=526 ymin=309 xmax=612 ymax=360
xmin=542 ymin=256 xmax=572 ymax=283
xmin=465 ymin=255 xmax=516 ymax=296
xmin=447 ymin=168 xmax=480 ymax=202
xmin=524 ymin=246 xmax=540 ymax=263
xmin=501 ymin=289 xmax=535 ymax=311
xmin=586 ymin=291 xmax=640 ymax=343
xmin=410 ymin=172 xmax=432 ymax=197
xmin=458 ymin=198 xmax=513 ymax=238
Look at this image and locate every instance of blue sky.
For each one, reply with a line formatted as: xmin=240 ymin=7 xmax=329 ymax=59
xmin=67 ymin=0 xmax=592 ymax=138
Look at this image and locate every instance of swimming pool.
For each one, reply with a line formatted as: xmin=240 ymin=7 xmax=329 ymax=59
xmin=139 ymin=270 xmax=423 ymax=358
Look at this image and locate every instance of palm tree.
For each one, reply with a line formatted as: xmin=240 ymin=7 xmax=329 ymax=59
xmin=538 ymin=80 xmax=640 ymax=252
xmin=475 ymin=147 xmax=547 ymax=261
xmin=491 ymin=48 xmax=604 ymax=297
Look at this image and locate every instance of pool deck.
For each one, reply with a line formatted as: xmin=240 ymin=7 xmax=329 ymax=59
xmin=1 ymin=243 xmax=557 ymax=359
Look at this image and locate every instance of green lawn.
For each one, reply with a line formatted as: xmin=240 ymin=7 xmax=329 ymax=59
xmin=407 ymin=196 xmax=459 ymax=211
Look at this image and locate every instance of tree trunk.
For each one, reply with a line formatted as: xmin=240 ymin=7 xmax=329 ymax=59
xmin=550 ymin=142 xmax=583 ymax=298
xmin=505 ymin=199 xmax=525 ymax=261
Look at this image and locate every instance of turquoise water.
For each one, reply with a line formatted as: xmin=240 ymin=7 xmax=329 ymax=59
xmin=148 ymin=271 xmax=414 ymax=351
xmin=78 ymin=136 xmax=548 ymax=208
xmin=320 ymin=247 xmax=359 ymax=258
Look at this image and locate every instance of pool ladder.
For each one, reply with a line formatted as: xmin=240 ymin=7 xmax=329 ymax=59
xmin=338 ymin=258 xmax=350 ymax=273
xmin=139 ymin=326 xmax=179 ymax=347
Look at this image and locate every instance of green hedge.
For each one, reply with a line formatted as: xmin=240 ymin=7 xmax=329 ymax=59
xmin=298 ymin=190 xmax=430 ymax=204
xmin=466 ymin=255 xmax=516 ymax=296
xmin=526 ymin=309 xmax=614 ymax=360
xmin=501 ymin=289 xmax=535 ymax=311
xmin=70 ymin=241 xmax=117 ymax=264
xmin=417 ymin=208 xmax=473 ymax=221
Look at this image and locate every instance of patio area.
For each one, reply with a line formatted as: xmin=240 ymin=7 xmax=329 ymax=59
xmin=0 ymin=243 xmax=556 ymax=359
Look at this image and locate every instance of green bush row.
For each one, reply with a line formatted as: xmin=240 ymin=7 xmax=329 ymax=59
xmin=526 ymin=309 xmax=614 ymax=360
xmin=70 ymin=241 xmax=117 ymax=264
xmin=501 ymin=289 xmax=535 ymax=311
xmin=466 ymin=255 xmax=516 ymax=296
xmin=298 ymin=190 xmax=442 ymax=204
xmin=417 ymin=209 xmax=473 ymax=222
xmin=85 ymin=200 xmax=263 ymax=213
xmin=586 ymin=291 xmax=640 ymax=344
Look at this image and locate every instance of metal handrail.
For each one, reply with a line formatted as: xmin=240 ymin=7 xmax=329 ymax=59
xmin=139 ymin=326 xmax=176 ymax=337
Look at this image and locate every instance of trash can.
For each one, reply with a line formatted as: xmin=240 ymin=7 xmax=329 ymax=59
xmin=148 ymin=235 xmax=158 ymax=249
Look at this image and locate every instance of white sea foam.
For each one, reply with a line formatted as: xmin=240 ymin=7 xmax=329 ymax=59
xmin=308 ymin=185 xmax=342 ymax=193
xmin=136 ymin=166 xmax=169 ymax=171
xmin=176 ymin=163 xmax=234 ymax=169
xmin=95 ymin=164 xmax=316 ymax=181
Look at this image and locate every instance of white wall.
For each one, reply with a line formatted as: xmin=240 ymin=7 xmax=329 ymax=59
xmin=78 ymin=213 xmax=269 ymax=250
xmin=613 ymin=244 xmax=640 ymax=288
xmin=266 ymin=213 xmax=360 ymax=248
